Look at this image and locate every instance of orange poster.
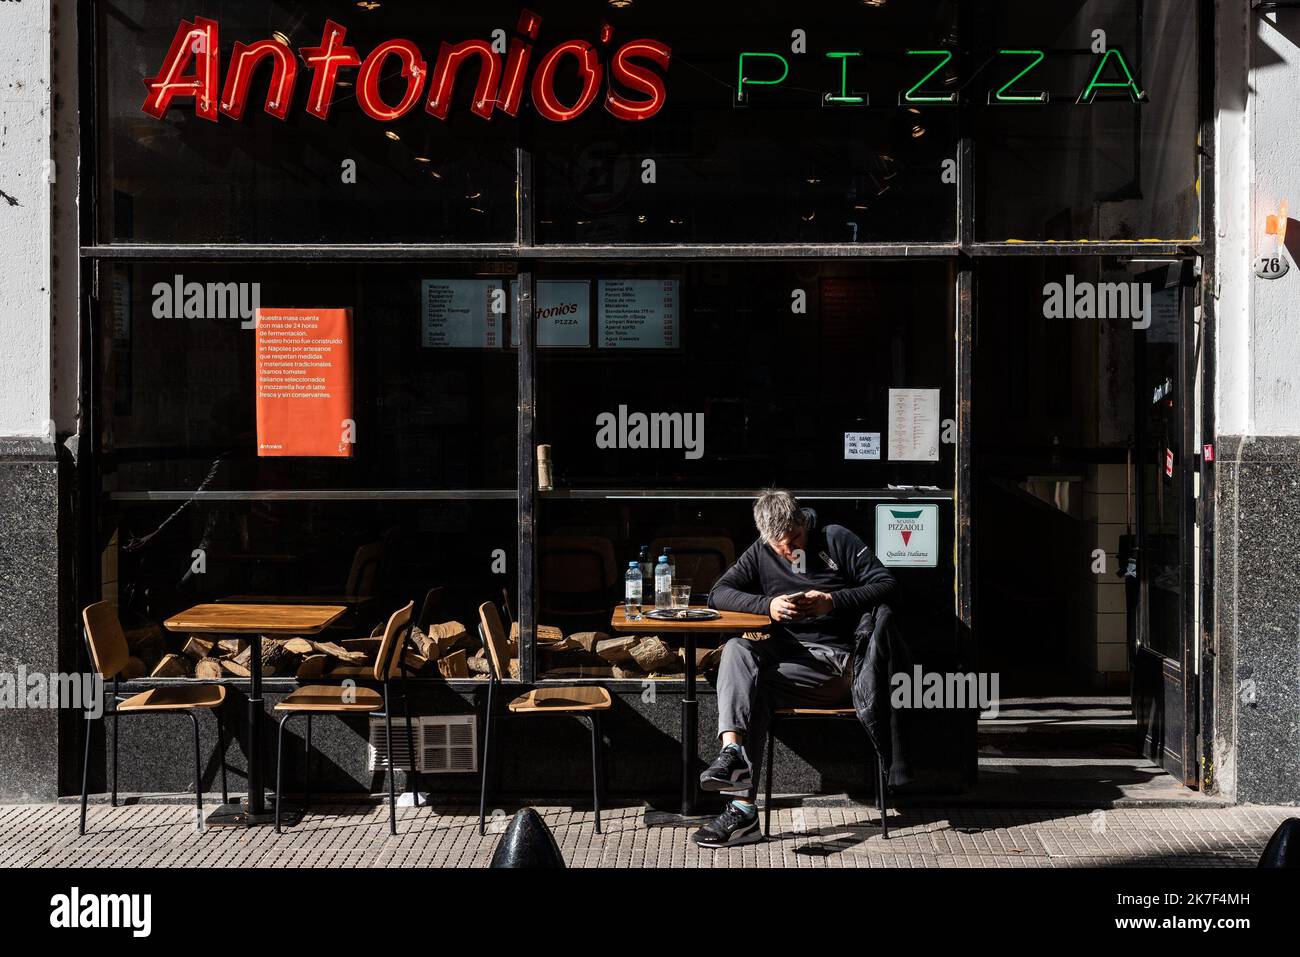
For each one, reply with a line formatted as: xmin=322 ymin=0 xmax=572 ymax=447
xmin=255 ymin=308 xmax=354 ymax=457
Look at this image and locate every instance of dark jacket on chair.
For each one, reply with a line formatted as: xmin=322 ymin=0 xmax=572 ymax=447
xmin=852 ymin=603 xmax=916 ymax=789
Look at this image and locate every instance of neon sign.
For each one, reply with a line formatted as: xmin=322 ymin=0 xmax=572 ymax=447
xmin=736 ymin=46 xmax=1147 ymax=106
xmin=142 ymin=10 xmax=672 ymax=124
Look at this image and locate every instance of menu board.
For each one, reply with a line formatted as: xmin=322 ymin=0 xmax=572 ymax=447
xmin=598 ymin=279 xmax=680 ymax=349
xmin=510 ymin=280 xmax=592 ymax=348
xmin=421 ymin=279 xmax=503 ymax=348
xmin=255 ymin=308 xmax=353 ymax=457
xmin=888 ymin=388 xmax=941 ymax=462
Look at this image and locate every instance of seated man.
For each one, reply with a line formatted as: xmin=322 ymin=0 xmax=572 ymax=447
xmin=693 ymin=488 xmax=897 ymax=848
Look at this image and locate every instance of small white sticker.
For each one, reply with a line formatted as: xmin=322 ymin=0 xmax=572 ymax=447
xmin=844 ymin=432 xmax=881 ymax=460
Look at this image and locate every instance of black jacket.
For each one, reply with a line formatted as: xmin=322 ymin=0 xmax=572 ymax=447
xmin=708 ymin=508 xmax=897 ymax=654
xmin=851 ymin=603 xmax=914 ymax=788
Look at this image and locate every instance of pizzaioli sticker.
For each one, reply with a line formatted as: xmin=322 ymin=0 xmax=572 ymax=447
xmin=875 ymin=504 xmax=938 ymax=568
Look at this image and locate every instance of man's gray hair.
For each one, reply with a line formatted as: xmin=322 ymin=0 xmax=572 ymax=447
xmin=753 ymin=489 xmax=806 ymax=543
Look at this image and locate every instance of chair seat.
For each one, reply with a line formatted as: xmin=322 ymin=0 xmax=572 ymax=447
xmin=774 ymin=706 xmax=856 ymax=717
xmin=508 ymin=686 xmax=612 ymax=713
xmin=275 ymin=684 xmax=384 ymax=712
xmin=117 ymin=685 xmax=227 ymax=712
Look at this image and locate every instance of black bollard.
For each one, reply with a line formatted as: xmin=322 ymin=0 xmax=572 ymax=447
xmin=1258 ymin=818 xmax=1300 ymax=867
xmin=489 ymin=808 xmax=567 ymax=868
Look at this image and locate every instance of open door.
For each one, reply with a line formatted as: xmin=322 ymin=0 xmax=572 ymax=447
xmin=1130 ymin=262 xmax=1199 ymax=786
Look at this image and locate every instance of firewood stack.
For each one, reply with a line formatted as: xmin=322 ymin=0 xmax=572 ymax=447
xmin=163 ymin=633 xmax=373 ymax=680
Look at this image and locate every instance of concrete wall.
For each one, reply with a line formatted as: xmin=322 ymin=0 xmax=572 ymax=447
xmin=0 ymin=1 xmax=64 ymax=802
xmin=1213 ymin=0 xmax=1300 ymax=804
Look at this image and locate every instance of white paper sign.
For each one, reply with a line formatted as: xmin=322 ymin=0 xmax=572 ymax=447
xmin=888 ymin=388 xmax=941 ymax=461
xmin=875 ymin=504 xmax=939 ymax=567
xmin=598 ymin=279 xmax=680 ymax=349
xmin=510 ymin=280 xmax=591 ymax=348
xmin=421 ymin=279 xmax=502 ymax=348
xmin=844 ymin=432 xmax=881 ymax=460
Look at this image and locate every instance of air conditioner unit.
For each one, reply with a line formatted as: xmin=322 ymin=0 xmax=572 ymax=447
xmin=368 ymin=715 xmax=478 ymax=774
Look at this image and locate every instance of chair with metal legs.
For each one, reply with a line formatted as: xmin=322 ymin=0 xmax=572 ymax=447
xmin=79 ymin=602 xmax=229 ymax=835
xmin=476 ymin=602 xmax=611 ymax=836
xmin=273 ymin=601 xmax=419 ymax=835
xmin=762 ymin=708 xmax=889 ymax=840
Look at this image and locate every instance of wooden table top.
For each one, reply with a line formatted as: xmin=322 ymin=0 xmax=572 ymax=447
xmin=164 ymin=603 xmax=347 ymax=636
xmin=610 ymin=606 xmax=770 ymax=634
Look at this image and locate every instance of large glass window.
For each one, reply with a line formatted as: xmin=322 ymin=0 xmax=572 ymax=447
xmin=971 ymin=0 xmax=1200 ymax=241
xmin=98 ymin=1 xmax=521 ymax=243
xmin=531 ymin=1 xmax=961 ymax=244
xmin=532 ymin=261 xmax=957 ymax=679
xmin=97 ymin=262 xmax=518 ymax=679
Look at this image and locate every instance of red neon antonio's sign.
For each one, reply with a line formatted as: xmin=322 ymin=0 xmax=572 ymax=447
xmin=142 ymin=10 xmax=671 ymax=124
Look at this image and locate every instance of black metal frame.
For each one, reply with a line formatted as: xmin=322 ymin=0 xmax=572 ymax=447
xmin=274 ymin=616 xmax=421 ymax=835
xmin=79 ymin=653 xmax=230 ymax=836
xmin=68 ymin=0 xmax=1216 ymax=804
xmin=475 ymin=621 xmax=605 ymax=836
xmin=761 ymin=712 xmax=889 ymax=841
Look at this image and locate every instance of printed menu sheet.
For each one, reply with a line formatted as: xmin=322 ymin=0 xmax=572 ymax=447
xmin=598 ymin=279 xmax=680 ymax=349
xmin=887 ymin=388 xmax=941 ymax=462
xmin=255 ymin=308 xmax=353 ymax=457
xmin=421 ymin=279 xmax=503 ymax=348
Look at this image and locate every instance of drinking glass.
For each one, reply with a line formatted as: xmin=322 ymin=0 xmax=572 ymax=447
xmin=671 ymin=583 xmax=692 ymax=612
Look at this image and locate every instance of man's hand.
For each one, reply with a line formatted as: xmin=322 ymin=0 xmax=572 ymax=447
xmin=800 ymin=590 xmax=835 ymax=617
xmin=769 ymin=594 xmax=805 ymax=623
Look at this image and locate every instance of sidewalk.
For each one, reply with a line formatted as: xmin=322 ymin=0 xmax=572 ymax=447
xmin=1 ymin=800 xmax=1292 ymax=868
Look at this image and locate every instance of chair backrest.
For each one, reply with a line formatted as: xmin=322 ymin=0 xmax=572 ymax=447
xmin=477 ymin=601 xmax=511 ymax=682
xmin=373 ymin=601 xmax=415 ymax=681
xmin=346 ymin=542 xmax=384 ymax=601
xmin=539 ymin=536 xmax=618 ymax=594
xmin=82 ymin=601 xmax=129 ymax=679
xmin=649 ymin=536 xmax=737 ymax=592
xmin=416 ymin=585 xmax=445 ymax=631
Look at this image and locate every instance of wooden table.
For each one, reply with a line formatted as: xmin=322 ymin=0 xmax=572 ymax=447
xmin=611 ymin=606 xmax=769 ymax=818
xmin=164 ymin=603 xmax=346 ymax=826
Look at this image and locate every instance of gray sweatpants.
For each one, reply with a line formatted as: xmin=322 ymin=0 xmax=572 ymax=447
xmin=713 ymin=635 xmax=853 ymax=802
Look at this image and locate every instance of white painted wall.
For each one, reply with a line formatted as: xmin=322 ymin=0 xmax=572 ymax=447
xmin=1220 ymin=1 xmax=1300 ymax=437
xmin=0 ymin=0 xmax=52 ymax=440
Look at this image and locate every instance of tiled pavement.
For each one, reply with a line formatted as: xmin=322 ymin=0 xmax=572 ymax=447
xmin=0 ymin=800 xmax=1294 ymax=867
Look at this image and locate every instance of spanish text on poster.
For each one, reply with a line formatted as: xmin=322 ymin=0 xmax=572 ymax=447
xmin=598 ymin=279 xmax=680 ymax=349
xmin=256 ymin=308 xmax=353 ymax=458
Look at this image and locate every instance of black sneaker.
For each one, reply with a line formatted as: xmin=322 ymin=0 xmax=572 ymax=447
xmin=692 ymin=802 xmax=762 ymax=848
xmin=699 ymin=744 xmax=753 ymax=792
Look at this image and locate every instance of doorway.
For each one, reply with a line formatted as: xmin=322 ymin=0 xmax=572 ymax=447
xmin=971 ymin=256 xmax=1200 ymax=797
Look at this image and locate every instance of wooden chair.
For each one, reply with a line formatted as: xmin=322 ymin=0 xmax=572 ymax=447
xmin=273 ymin=600 xmax=418 ymax=835
xmin=476 ymin=602 xmax=611 ymax=835
xmin=762 ymin=708 xmax=889 ymax=840
xmin=79 ymin=602 xmax=229 ymax=835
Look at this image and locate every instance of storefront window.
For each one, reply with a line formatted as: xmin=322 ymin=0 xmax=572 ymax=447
xmin=98 ymin=1 xmax=521 ymax=243
xmin=531 ymin=1 xmax=961 ymax=244
xmin=532 ymin=261 xmax=956 ymax=679
xmin=971 ymin=0 xmax=1200 ymax=241
xmin=98 ymin=262 xmax=518 ymax=679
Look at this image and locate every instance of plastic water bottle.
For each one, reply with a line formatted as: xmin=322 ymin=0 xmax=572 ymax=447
xmin=655 ymin=555 xmax=672 ymax=610
xmin=662 ymin=546 xmax=676 ymax=579
xmin=624 ymin=561 xmax=643 ymax=620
